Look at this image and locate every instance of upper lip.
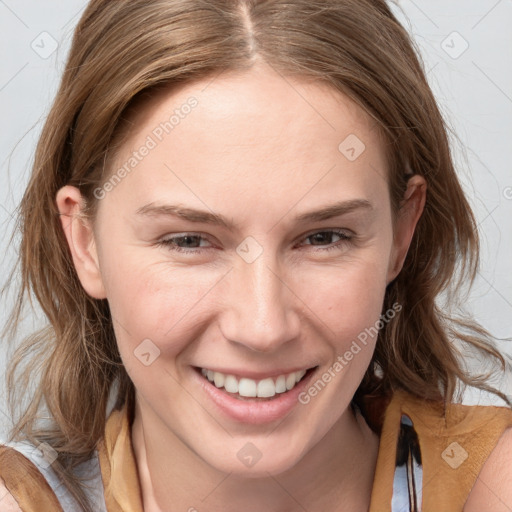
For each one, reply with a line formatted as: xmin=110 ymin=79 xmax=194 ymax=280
xmin=194 ymin=365 xmax=317 ymax=380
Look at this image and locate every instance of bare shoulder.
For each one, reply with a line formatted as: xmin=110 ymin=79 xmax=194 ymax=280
xmin=463 ymin=425 xmax=512 ymax=512
xmin=0 ymin=476 xmax=23 ymax=512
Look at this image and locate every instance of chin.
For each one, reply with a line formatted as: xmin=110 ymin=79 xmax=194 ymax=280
xmin=200 ymin=439 xmax=308 ymax=478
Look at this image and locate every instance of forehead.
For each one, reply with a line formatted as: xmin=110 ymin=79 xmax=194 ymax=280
xmin=104 ymin=61 xmax=389 ymax=216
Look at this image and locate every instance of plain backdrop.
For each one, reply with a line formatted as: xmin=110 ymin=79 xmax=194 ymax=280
xmin=1 ymin=0 xmax=511 ymax=437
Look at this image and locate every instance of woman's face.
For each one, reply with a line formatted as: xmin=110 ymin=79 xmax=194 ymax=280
xmin=58 ymin=61 xmax=424 ymax=476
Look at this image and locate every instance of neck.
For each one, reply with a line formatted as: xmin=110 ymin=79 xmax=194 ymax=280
xmin=131 ymin=397 xmax=379 ymax=512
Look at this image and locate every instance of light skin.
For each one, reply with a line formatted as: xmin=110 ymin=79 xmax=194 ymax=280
xmin=56 ymin=61 xmax=427 ymax=511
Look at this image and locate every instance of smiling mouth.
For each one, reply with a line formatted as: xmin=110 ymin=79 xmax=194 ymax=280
xmin=194 ymin=366 xmax=318 ymax=400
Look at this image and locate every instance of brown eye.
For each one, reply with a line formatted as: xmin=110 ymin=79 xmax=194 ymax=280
xmin=301 ymin=230 xmax=353 ymax=252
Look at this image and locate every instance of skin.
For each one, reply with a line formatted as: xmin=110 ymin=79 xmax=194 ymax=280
xmin=56 ymin=60 xmax=427 ymax=512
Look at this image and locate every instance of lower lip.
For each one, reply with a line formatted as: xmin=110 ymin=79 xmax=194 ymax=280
xmin=192 ymin=366 xmax=318 ymax=424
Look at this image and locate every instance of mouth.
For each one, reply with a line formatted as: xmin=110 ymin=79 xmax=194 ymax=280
xmin=192 ymin=364 xmax=320 ymax=423
xmin=193 ymin=366 xmax=318 ymax=401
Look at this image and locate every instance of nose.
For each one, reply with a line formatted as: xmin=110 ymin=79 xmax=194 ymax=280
xmin=219 ymin=248 xmax=301 ymax=353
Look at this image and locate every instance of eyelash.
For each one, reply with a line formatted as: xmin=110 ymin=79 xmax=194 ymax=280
xmin=156 ymin=229 xmax=354 ymax=254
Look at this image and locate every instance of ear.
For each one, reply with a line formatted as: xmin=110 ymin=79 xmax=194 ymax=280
xmin=387 ymin=175 xmax=427 ymax=284
xmin=55 ymin=185 xmax=107 ymax=299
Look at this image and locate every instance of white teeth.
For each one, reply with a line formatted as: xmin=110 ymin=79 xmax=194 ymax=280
xmin=238 ymin=378 xmax=257 ymax=397
xmin=285 ymin=373 xmax=296 ymax=391
xmin=213 ymin=372 xmax=225 ymax=388
xmin=257 ymin=378 xmax=276 ymax=398
xmin=275 ymin=375 xmax=286 ymax=393
xmin=296 ymin=369 xmax=307 ymax=381
xmin=201 ymin=367 xmax=311 ymax=398
xmin=224 ymin=375 xmax=239 ymax=393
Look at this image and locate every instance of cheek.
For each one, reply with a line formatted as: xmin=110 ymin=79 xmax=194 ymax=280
xmin=294 ymin=262 xmax=389 ymax=392
xmin=297 ymin=255 xmax=389 ymax=337
xmin=103 ymin=250 xmax=220 ymax=357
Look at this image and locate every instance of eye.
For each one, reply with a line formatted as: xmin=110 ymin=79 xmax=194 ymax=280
xmin=156 ymin=229 xmax=354 ymax=255
xmin=156 ymin=233 xmax=212 ymax=254
xmin=299 ymin=229 xmax=354 ymax=252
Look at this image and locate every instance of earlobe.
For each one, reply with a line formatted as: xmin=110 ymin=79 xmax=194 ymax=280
xmin=55 ymin=186 xmax=107 ymax=299
xmin=387 ymin=175 xmax=427 ymax=284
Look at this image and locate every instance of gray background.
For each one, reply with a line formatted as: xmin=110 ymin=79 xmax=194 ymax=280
xmin=1 ymin=0 xmax=511 ymax=437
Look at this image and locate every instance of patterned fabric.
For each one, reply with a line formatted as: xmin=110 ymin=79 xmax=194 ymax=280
xmin=392 ymin=414 xmax=423 ymax=511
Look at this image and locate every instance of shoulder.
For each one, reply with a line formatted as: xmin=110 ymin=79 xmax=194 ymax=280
xmin=0 ymin=476 xmax=23 ymax=512
xmin=464 ymin=425 xmax=512 ymax=511
xmin=0 ymin=442 xmax=64 ymax=511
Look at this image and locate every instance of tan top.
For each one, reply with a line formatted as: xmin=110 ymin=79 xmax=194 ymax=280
xmin=1 ymin=389 xmax=511 ymax=511
xmin=365 ymin=390 xmax=512 ymax=510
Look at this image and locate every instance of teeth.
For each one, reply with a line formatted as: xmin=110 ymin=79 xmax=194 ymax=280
xmin=224 ymin=375 xmax=238 ymax=393
xmin=201 ymin=367 xmax=310 ymax=397
xmin=257 ymin=378 xmax=276 ymax=398
xmin=285 ymin=372 xmax=296 ymax=390
xmin=239 ymin=378 xmax=257 ymax=397
xmin=275 ymin=375 xmax=286 ymax=393
xmin=213 ymin=372 xmax=225 ymax=388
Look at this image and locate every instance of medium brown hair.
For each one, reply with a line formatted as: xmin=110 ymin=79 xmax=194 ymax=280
xmin=2 ymin=0 xmax=510 ymax=510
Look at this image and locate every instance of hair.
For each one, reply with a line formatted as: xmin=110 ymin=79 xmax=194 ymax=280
xmin=2 ymin=0 xmax=511 ymax=510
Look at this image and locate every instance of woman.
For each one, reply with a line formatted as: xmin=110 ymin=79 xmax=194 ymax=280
xmin=1 ymin=1 xmax=511 ymax=511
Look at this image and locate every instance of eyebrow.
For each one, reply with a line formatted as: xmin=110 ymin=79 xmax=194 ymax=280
xmin=135 ymin=199 xmax=373 ymax=230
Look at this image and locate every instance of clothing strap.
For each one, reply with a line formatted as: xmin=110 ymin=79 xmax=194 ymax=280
xmin=0 ymin=438 xmax=107 ymax=511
